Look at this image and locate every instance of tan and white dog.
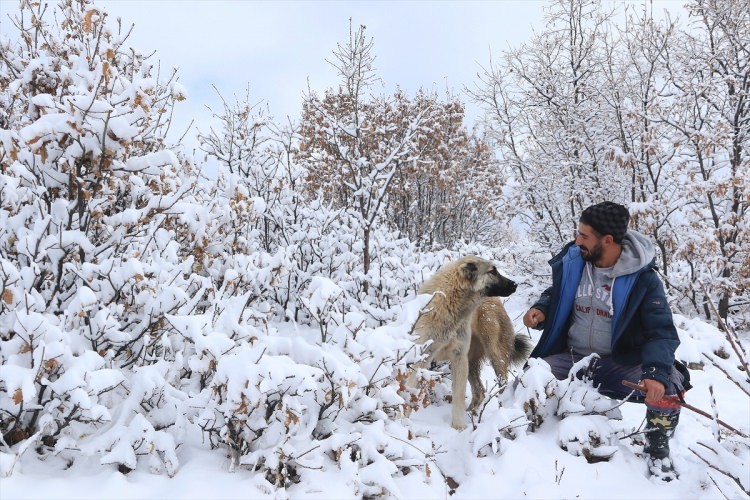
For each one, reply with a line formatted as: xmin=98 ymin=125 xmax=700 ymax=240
xmin=411 ymin=256 xmax=531 ymax=430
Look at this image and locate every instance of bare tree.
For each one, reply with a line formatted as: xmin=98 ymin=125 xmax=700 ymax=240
xmin=661 ymin=0 xmax=750 ymax=323
xmin=198 ymin=85 xmax=273 ymax=179
xmin=385 ymin=89 xmax=502 ymax=248
xmin=470 ymin=0 xmax=626 ymax=250
xmin=600 ymin=5 xmax=684 ymax=276
xmin=298 ymin=22 xmax=429 ymax=281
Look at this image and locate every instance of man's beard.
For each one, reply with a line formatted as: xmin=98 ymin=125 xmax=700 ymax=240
xmin=579 ymin=241 xmax=604 ymax=263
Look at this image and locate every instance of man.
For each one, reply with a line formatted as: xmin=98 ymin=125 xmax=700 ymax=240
xmin=523 ymin=201 xmax=690 ymax=480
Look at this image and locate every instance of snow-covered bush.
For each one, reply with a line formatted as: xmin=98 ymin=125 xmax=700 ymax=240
xmin=510 ymin=358 xmax=560 ymax=431
xmin=0 ymin=0 xmax=200 ymax=473
xmin=507 ymin=356 xmax=625 ymax=462
xmin=192 ymin=296 xmax=431 ymax=487
xmin=0 ymin=4 xmax=490 ymax=475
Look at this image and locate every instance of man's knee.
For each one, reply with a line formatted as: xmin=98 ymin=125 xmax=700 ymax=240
xmin=542 ymin=352 xmax=581 ymax=380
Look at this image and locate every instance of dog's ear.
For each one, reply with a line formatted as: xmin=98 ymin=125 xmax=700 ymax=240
xmin=460 ymin=262 xmax=478 ymax=281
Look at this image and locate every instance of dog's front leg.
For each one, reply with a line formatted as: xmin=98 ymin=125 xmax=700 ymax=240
xmin=450 ymin=330 xmax=471 ymax=430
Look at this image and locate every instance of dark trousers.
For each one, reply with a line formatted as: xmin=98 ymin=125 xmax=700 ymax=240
xmin=542 ymin=351 xmax=685 ymax=415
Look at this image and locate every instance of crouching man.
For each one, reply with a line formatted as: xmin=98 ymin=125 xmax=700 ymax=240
xmin=523 ymin=201 xmax=690 ymax=480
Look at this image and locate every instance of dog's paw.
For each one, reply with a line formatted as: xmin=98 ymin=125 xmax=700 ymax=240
xmin=451 ymin=419 xmax=468 ymax=431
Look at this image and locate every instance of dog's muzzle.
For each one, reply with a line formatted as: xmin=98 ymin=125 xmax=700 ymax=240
xmin=486 ymin=279 xmax=517 ymax=297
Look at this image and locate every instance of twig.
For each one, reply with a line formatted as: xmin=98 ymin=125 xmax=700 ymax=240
xmin=701 ymin=283 xmax=749 ymax=375
xmin=689 ymin=442 xmax=748 ymax=496
xmin=701 ymin=352 xmax=750 ymax=397
xmin=703 ymin=471 xmax=730 ymax=500
xmin=387 ymin=432 xmax=450 ymax=486
xmin=622 ymin=380 xmax=748 ymax=438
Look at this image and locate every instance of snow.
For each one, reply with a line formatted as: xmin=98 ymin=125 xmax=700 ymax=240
xmin=125 ymin=150 xmax=180 ymax=174
xmin=0 ymin=364 xmax=38 ymax=404
xmin=3 ymin=285 xmax=748 ymax=499
xmin=107 ymin=116 xmax=139 ymax=141
xmin=1 ymin=1 xmax=748 ymax=498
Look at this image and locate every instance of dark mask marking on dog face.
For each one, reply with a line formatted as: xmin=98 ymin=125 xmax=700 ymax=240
xmin=485 ymin=276 xmax=517 ymax=297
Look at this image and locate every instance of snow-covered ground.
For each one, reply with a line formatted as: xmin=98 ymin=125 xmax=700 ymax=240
xmin=3 ymin=285 xmax=748 ymax=499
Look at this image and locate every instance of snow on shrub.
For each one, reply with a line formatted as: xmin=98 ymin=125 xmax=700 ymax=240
xmin=0 ymin=0 xmax=203 ymax=473
xmin=188 ymin=292 xmax=436 ymax=491
xmin=502 ymin=356 xmax=625 ymax=462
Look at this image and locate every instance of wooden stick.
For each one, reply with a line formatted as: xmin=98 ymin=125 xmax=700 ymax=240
xmin=621 ymin=380 xmax=748 ymax=438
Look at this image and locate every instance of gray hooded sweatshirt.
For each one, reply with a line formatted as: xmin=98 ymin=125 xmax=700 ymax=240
xmin=567 ymin=231 xmax=656 ymax=356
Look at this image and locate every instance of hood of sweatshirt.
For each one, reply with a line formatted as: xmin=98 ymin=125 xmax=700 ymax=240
xmin=608 ymin=230 xmax=655 ymax=278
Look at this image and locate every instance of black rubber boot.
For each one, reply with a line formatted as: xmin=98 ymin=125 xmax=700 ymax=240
xmin=643 ymin=409 xmax=679 ymax=481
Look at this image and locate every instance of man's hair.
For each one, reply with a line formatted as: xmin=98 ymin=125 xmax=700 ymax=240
xmin=579 ymin=201 xmax=630 ymax=243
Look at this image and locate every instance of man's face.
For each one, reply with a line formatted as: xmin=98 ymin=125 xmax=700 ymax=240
xmin=575 ymin=223 xmax=604 ymax=263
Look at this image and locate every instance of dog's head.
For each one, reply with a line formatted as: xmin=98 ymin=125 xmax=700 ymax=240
xmin=458 ymin=256 xmax=517 ymax=297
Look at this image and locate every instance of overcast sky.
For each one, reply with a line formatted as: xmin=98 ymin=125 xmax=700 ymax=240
xmin=1 ymin=0 xmax=688 ymax=154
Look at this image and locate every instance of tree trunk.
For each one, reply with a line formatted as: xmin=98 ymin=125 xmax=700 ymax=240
xmin=362 ymin=227 xmax=370 ymax=294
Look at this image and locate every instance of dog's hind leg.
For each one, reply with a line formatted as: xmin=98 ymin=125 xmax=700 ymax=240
xmin=489 ymin=357 xmax=509 ymax=386
xmin=483 ymin=327 xmax=511 ymax=387
xmin=467 ymin=357 xmax=485 ymax=414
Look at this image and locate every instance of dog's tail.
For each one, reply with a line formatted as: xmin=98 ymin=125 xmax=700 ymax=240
xmin=510 ymin=334 xmax=533 ymax=367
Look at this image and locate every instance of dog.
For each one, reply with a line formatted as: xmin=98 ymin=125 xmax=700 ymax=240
xmin=411 ymin=256 xmax=532 ymax=430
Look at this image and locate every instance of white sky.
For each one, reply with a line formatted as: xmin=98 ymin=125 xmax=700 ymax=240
xmin=1 ymin=0 xmax=689 ymax=154
xmin=94 ymin=0 xmax=551 ymax=152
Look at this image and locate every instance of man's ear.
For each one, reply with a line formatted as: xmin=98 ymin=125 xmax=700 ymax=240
xmin=602 ymin=234 xmax=615 ymax=245
xmin=460 ymin=262 xmax=478 ymax=281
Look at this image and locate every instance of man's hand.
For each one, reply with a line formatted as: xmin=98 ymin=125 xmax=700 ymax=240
xmin=523 ymin=308 xmax=546 ymax=328
xmin=641 ymin=378 xmax=666 ymax=403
